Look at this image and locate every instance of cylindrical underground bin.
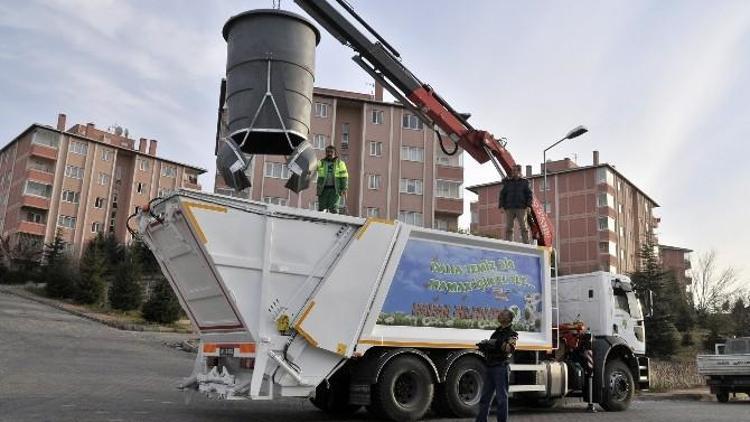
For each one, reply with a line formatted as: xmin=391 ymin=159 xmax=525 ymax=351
xmin=222 ymin=9 xmax=320 ymax=156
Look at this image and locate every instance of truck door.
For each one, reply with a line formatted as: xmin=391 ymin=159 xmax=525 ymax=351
xmin=612 ymin=287 xmax=644 ymax=353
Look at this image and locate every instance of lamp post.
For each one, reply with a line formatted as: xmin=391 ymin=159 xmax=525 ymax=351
xmin=542 ymin=125 xmax=588 ymax=257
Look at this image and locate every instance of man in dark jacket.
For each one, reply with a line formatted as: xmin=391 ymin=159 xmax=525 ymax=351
xmin=499 ymin=165 xmax=532 ymax=244
xmin=476 ymin=309 xmax=518 ymax=422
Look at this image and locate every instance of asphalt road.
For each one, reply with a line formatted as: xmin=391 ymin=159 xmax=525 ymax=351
xmin=1 ymin=291 xmax=748 ymax=422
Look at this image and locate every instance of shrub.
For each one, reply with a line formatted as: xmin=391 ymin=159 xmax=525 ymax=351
xmin=142 ymin=277 xmax=182 ymax=324
xmin=109 ymin=251 xmax=143 ymax=311
xmin=76 ymin=239 xmax=108 ymax=305
xmin=44 ymin=256 xmax=78 ymax=299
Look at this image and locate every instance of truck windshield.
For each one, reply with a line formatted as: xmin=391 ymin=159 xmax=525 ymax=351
xmin=627 ymin=291 xmax=643 ymax=320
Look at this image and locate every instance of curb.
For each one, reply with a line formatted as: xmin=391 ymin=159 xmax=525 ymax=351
xmin=636 ymin=391 xmax=714 ymax=402
xmin=0 ymin=286 xmax=193 ymax=334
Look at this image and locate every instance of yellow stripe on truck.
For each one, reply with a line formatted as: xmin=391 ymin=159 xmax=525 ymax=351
xmin=181 ymin=201 xmax=227 ymax=244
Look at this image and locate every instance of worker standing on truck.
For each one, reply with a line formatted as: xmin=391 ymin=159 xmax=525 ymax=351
xmin=316 ymin=145 xmax=348 ymax=214
xmin=476 ymin=309 xmax=518 ymax=422
xmin=499 ymin=165 xmax=532 ymax=244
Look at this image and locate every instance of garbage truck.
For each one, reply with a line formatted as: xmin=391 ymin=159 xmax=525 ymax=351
xmin=134 ymin=189 xmax=649 ymax=420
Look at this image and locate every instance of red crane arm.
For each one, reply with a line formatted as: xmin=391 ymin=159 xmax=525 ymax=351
xmin=296 ymin=0 xmax=554 ymax=246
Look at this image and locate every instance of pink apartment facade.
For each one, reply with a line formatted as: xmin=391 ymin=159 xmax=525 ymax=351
xmin=659 ymin=245 xmax=693 ymax=290
xmin=0 ymin=113 xmax=205 ymax=255
xmin=215 ymin=87 xmax=465 ymax=230
xmin=469 ymin=152 xmax=660 ymax=275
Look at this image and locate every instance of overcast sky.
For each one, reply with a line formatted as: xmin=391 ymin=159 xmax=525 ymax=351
xmin=1 ymin=0 xmax=748 ymax=282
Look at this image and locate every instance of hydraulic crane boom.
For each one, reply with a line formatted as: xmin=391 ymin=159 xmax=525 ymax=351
xmin=295 ymin=0 xmax=553 ymax=246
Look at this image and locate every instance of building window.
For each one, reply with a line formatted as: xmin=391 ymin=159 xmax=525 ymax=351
xmin=137 ymin=182 xmax=147 ymax=194
xmin=596 ymin=167 xmax=613 ymax=185
xmin=101 ymin=149 xmax=112 ymax=161
xmin=98 ymin=172 xmax=111 ymax=185
xmin=27 ymin=211 xmax=44 ymax=224
xmin=91 ymin=222 xmax=102 ymax=233
xmin=32 ymin=129 xmax=59 ymax=149
xmin=369 ymin=141 xmax=383 ymax=157
xmin=314 ymin=102 xmax=329 ymax=118
xmin=598 ymin=192 xmax=614 ymax=208
xmin=68 ymin=140 xmax=88 ymax=155
xmin=341 ymin=123 xmax=350 ymax=149
xmin=137 ymin=158 xmax=150 ymax=171
xmin=65 ymin=165 xmax=84 ymax=179
xmin=598 ymin=216 xmax=615 ymax=232
xmin=367 ymin=174 xmax=381 ymax=190
xmin=24 ymin=181 xmax=53 ymax=198
xmin=371 ymin=109 xmax=384 ymax=124
xmin=544 ymin=202 xmax=552 ymax=213
xmin=61 ymin=190 xmax=80 ymax=204
xmin=402 ymin=113 xmax=423 ymax=130
xmin=28 ymin=158 xmax=54 ymax=173
xmin=94 ymin=197 xmax=105 ymax=208
xmin=471 ymin=211 xmax=478 ymax=224
xmin=184 ymin=172 xmax=198 ymax=185
xmin=398 ymin=210 xmax=423 ymax=226
xmin=263 ymin=196 xmax=288 ymax=206
xmin=264 ymin=162 xmax=290 ymax=179
xmin=400 ymin=178 xmax=423 ymax=195
xmin=435 ymin=180 xmax=463 ymax=199
xmin=434 ymin=218 xmax=449 ymax=231
xmin=161 ymin=166 xmax=177 ymax=178
xmin=436 ymin=150 xmax=463 ymax=167
xmin=400 ymin=146 xmax=424 ymax=162
xmin=366 ymin=207 xmax=380 ymax=217
xmin=312 ymin=134 xmax=327 ymax=150
xmin=57 ymin=215 xmax=76 ymax=229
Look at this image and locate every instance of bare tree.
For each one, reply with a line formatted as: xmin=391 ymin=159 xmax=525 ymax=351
xmin=690 ymin=250 xmax=742 ymax=315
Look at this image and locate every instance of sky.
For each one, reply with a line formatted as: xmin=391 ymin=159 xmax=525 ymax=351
xmin=1 ymin=0 xmax=749 ymax=283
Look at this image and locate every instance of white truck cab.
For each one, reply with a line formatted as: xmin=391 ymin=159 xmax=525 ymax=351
xmin=558 ymin=272 xmax=646 ymax=355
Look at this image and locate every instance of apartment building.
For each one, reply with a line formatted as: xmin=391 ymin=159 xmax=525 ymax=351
xmin=468 ymin=151 xmax=660 ymax=275
xmin=0 ymin=113 xmax=205 ymax=255
xmin=215 ymin=86 xmax=464 ymax=230
xmin=660 ymin=245 xmax=693 ymax=290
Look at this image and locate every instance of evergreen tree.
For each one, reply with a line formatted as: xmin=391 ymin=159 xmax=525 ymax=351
xmin=109 ymin=249 xmax=143 ymax=311
xmin=730 ymin=298 xmax=750 ymax=337
xmin=142 ymin=277 xmax=182 ymax=324
xmin=630 ymin=241 xmax=678 ymax=358
xmin=76 ymin=235 xmax=108 ymax=305
xmin=44 ymin=254 xmax=78 ymax=299
xmin=43 ymin=230 xmax=77 ymax=298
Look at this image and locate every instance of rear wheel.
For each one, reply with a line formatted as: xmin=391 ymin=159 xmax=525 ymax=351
xmin=370 ymin=355 xmax=434 ymax=421
xmin=599 ymin=359 xmax=633 ymax=411
xmin=433 ymin=356 xmax=485 ymax=417
xmin=716 ymin=390 xmax=729 ymax=403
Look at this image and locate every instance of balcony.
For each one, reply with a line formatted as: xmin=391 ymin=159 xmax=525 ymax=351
xmin=435 ymin=197 xmax=463 ymax=215
xmin=22 ymin=195 xmax=51 ymax=209
xmin=25 ymin=169 xmax=55 ymax=184
xmin=30 ymin=144 xmax=58 ymax=161
xmin=18 ymin=221 xmax=46 ymax=236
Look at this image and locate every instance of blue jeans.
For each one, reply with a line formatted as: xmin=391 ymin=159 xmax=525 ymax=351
xmin=475 ymin=363 xmax=509 ymax=422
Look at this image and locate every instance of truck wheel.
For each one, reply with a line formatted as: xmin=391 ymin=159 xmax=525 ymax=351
xmin=600 ymin=359 xmax=633 ymax=411
xmin=370 ymin=355 xmax=434 ymax=421
xmin=716 ymin=390 xmax=729 ymax=403
xmin=434 ymin=356 xmax=484 ymax=417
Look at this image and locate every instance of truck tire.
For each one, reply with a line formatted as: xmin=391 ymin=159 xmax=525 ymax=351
xmin=433 ymin=356 xmax=484 ymax=417
xmin=716 ymin=390 xmax=729 ymax=403
xmin=600 ymin=359 xmax=634 ymax=411
xmin=370 ymin=355 xmax=434 ymax=421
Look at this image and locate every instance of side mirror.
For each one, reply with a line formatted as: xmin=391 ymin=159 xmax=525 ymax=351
xmin=643 ymin=290 xmax=654 ymax=318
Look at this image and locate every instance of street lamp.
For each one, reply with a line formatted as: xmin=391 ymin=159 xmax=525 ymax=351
xmin=543 ymin=125 xmax=588 ymax=257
